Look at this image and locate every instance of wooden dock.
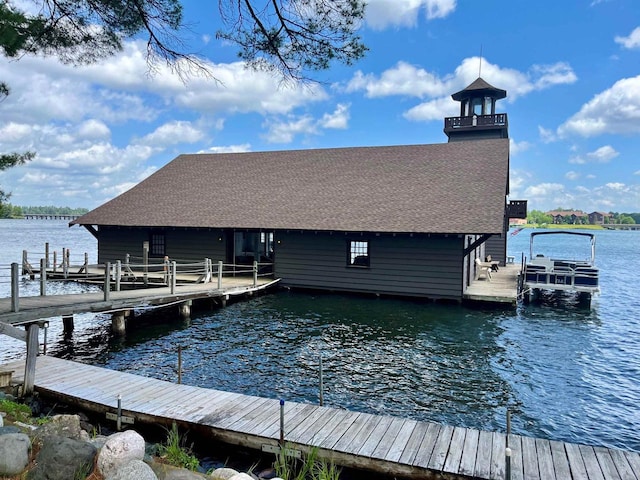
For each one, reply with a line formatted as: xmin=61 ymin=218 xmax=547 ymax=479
xmin=2 ymin=356 xmax=639 ymax=480
xmin=464 ymin=264 xmax=521 ymax=305
xmin=0 ymin=277 xmax=279 ymax=326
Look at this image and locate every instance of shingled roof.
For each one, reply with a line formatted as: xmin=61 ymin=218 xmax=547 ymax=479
xmin=72 ymin=138 xmax=509 ymax=235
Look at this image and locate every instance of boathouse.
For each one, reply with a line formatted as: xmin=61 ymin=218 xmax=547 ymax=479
xmin=72 ymin=78 xmax=525 ymax=302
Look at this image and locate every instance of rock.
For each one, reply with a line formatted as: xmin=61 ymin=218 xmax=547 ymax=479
xmin=35 ymin=414 xmax=84 ymax=440
xmin=149 ymin=460 xmax=210 ymax=479
xmin=105 ymin=459 xmax=158 ymax=480
xmin=210 ymin=467 xmax=240 ymax=479
xmin=27 ymin=435 xmax=97 ymax=480
xmin=97 ymin=430 xmax=146 ymax=477
xmin=0 ymin=432 xmax=30 ymax=476
xmin=229 ymin=473 xmax=255 ymax=480
xmin=0 ymin=425 xmax=22 ymax=435
xmin=0 ymin=413 xmax=3 ymax=427
xmin=90 ymin=434 xmax=109 ymax=451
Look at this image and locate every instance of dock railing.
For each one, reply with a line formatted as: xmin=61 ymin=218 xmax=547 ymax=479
xmin=3 ymin=246 xmax=274 ymax=313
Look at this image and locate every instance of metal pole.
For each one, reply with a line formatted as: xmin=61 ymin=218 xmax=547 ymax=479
xmin=178 ymin=345 xmax=182 ymax=384
xmin=218 ymin=261 xmax=223 ymax=290
xmin=116 ymin=394 xmax=122 ymax=431
xmin=279 ymin=399 xmax=285 ymax=446
xmin=115 ymin=260 xmax=121 ymax=292
xmin=505 ymin=409 xmax=512 ymax=480
xmin=319 ymin=355 xmax=324 ymax=406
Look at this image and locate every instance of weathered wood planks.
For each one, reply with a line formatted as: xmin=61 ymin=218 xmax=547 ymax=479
xmin=2 ymin=356 xmax=638 ymax=480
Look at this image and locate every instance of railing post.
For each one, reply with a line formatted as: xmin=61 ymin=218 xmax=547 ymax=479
xmin=104 ymin=262 xmax=111 ymax=301
xmin=11 ymin=263 xmax=19 ymax=313
xmin=53 ymin=251 xmax=57 ymax=273
xmin=164 ymin=256 xmax=170 ymax=285
xmin=40 ymin=258 xmax=46 ymax=296
xmin=84 ymin=252 xmax=89 ymax=277
xmin=63 ymin=248 xmax=69 ymax=279
xmin=253 ymin=261 xmax=258 ymax=287
xmin=143 ymin=243 xmax=149 ymax=286
xmin=45 ymin=242 xmax=50 ymax=268
xmin=22 ymin=250 xmax=28 ymax=276
xmin=115 ymin=260 xmax=122 ymax=292
xmin=171 ymin=261 xmax=177 ymax=294
xmin=218 ymin=261 xmax=223 ymax=290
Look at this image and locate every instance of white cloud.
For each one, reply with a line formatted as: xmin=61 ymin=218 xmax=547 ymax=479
xmin=510 ymin=139 xmax=531 ymax=156
xmin=587 ymin=145 xmax=619 ymax=163
xmin=565 ymin=171 xmax=581 ymax=180
xmin=135 ymin=121 xmax=206 ymax=149
xmin=263 ymin=115 xmax=317 ymax=143
xmin=558 ymin=75 xmax=640 ymax=137
xmin=365 ymin=0 xmax=456 ymax=30
xmin=538 ymin=126 xmax=557 ymax=143
xmin=347 ymin=57 xmax=577 ymax=122
xmin=615 ymin=27 xmax=640 ymax=49
xmin=78 ymin=120 xmax=111 ymax=140
xmin=320 ymin=104 xmax=350 ymax=129
xmin=201 ymin=145 xmax=252 ymax=154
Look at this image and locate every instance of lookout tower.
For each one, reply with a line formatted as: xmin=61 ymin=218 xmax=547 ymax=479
xmin=444 ymin=77 xmax=508 ymax=142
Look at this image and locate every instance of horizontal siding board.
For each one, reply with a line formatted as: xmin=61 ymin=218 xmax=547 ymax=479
xmin=275 ymin=232 xmax=463 ymax=299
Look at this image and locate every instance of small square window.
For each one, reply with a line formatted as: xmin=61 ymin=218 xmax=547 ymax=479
xmin=150 ymin=233 xmax=166 ymax=257
xmin=348 ymin=240 xmax=370 ymax=267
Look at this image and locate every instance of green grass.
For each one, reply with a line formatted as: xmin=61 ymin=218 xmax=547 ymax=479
xmin=157 ymin=422 xmax=200 ymax=471
xmin=0 ymin=399 xmax=32 ymax=422
xmin=274 ymin=444 xmax=341 ymax=480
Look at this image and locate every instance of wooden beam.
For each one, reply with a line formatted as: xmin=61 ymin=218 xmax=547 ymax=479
xmin=463 ymin=234 xmax=494 ymax=257
xmin=23 ymin=324 xmax=39 ymax=396
xmin=0 ymin=321 xmax=27 ymax=342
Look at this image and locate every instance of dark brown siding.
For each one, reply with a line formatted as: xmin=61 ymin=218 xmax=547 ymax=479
xmin=97 ymin=227 xmax=226 ymax=264
xmin=274 ymin=232 xmax=464 ymax=301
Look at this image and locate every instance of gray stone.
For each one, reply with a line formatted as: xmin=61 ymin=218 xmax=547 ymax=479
xmin=105 ymin=459 xmax=158 ymax=480
xmin=0 ymin=432 xmax=30 ymax=476
xmin=228 ymin=473 xmax=255 ymax=480
xmin=0 ymin=425 xmax=22 ymax=435
xmin=150 ymin=460 xmax=210 ymax=479
xmin=210 ymin=467 xmax=240 ymax=480
xmin=35 ymin=414 xmax=84 ymax=440
xmin=0 ymin=412 xmax=3 ymax=427
xmin=27 ymin=435 xmax=97 ymax=480
xmin=97 ymin=430 xmax=146 ymax=477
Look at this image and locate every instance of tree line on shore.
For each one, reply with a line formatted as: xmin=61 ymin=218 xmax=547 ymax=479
xmin=0 ymin=204 xmax=89 ymax=218
xmin=527 ymin=209 xmax=638 ymax=225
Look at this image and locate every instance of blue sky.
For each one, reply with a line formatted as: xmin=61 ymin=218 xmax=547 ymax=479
xmin=1 ymin=0 xmax=639 ymax=213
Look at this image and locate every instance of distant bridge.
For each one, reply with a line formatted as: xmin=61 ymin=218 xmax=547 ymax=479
xmin=22 ymin=214 xmax=80 ymax=220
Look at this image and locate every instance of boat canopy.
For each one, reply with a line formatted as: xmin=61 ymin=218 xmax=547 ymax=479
xmin=529 ymin=231 xmax=596 ymax=265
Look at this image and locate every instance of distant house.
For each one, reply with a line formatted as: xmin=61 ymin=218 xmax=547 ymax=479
xmin=72 ymin=78 xmax=524 ymax=303
xmin=547 ymin=210 xmax=587 ymax=224
xmin=588 ymin=211 xmax=611 ymax=225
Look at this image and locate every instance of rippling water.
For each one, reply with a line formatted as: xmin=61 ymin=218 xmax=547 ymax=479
xmin=1 ymin=220 xmax=639 ymax=452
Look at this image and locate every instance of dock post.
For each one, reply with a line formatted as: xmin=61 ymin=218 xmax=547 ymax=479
xmin=115 ymin=261 xmax=121 ymax=292
xmin=218 ymin=261 xmax=223 ymax=290
xmin=40 ymin=258 xmax=46 ymax=296
xmin=253 ymin=261 xmax=258 ymax=287
xmin=104 ymin=262 xmax=111 ymax=301
xmin=63 ymin=249 xmax=69 ymax=279
xmin=53 ymin=251 xmax=57 ymax=273
xmin=178 ymin=301 xmax=191 ymax=320
xmin=22 ymin=250 xmax=33 ymax=278
xmin=11 ymin=263 xmax=19 ymax=313
xmin=116 ymin=394 xmax=122 ymax=431
xmin=40 ymin=321 xmax=49 ymax=355
xmin=171 ymin=261 xmax=177 ymax=294
xmin=23 ymin=324 xmax=39 ymax=397
xmin=45 ymin=242 xmax=50 ymax=268
xmin=62 ymin=315 xmax=74 ymax=333
xmin=111 ymin=311 xmax=126 ymax=335
xmin=84 ymin=252 xmax=89 ymax=276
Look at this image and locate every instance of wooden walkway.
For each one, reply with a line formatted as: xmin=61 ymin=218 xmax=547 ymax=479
xmin=0 ymin=278 xmax=279 ymax=325
xmin=464 ymin=264 xmax=521 ymax=305
xmin=2 ymin=357 xmax=639 ymax=480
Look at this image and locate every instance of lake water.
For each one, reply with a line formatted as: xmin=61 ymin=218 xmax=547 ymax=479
xmin=1 ymin=219 xmax=639 ymax=453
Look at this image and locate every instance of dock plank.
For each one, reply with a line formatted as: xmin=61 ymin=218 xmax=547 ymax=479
xmin=550 ymin=440 xmax=571 ymax=480
xmin=475 ymin=429 xmax=494 ymax=479
xmin=458 ymin=428 xmax=479 ymax=477
xmin=412 ymin=422 xmax=440 ymax=469
xmin=315 ymin=410 xmax=361 ymax=450
xmin=357 ymin=415 xmax=393 ymax=458
xmin=371 ymin=417 xmax=408 ymax=461
xmin=535 ymin=438 xmax=555 ymax=480
xmin=490 ymin=432 xmax=506 ymax=480
xmin=427 ymin=424 xmax=454 ymax=471
xmin=594 ymin=447 xmax=622 ymax=480
xmin=509 ymin=434 xmax=524 ymax=480
xmin=397 ymin=420 xmax=429 ymax=465
xmin=564 ymin=442 xmax=589 ymax=480
xmin=607 ymin=449 xmax=637 ymax=480
xmin=579 ymin=445 xmax=605 ymax=480
xmin=521 ymin=435 xmax=540 ymax=480
xmin=442 ymin=426 xmax=466 ymax=474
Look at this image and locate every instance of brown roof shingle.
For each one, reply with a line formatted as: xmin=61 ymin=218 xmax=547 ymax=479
xmin=72 ymin=139 xmax=509 ymax=234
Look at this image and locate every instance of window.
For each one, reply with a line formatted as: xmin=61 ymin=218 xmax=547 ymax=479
xmin=348 ymin=240 xmax=370 ymax=267
xmin=150 ymin=232 xmax=166 ymax=257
